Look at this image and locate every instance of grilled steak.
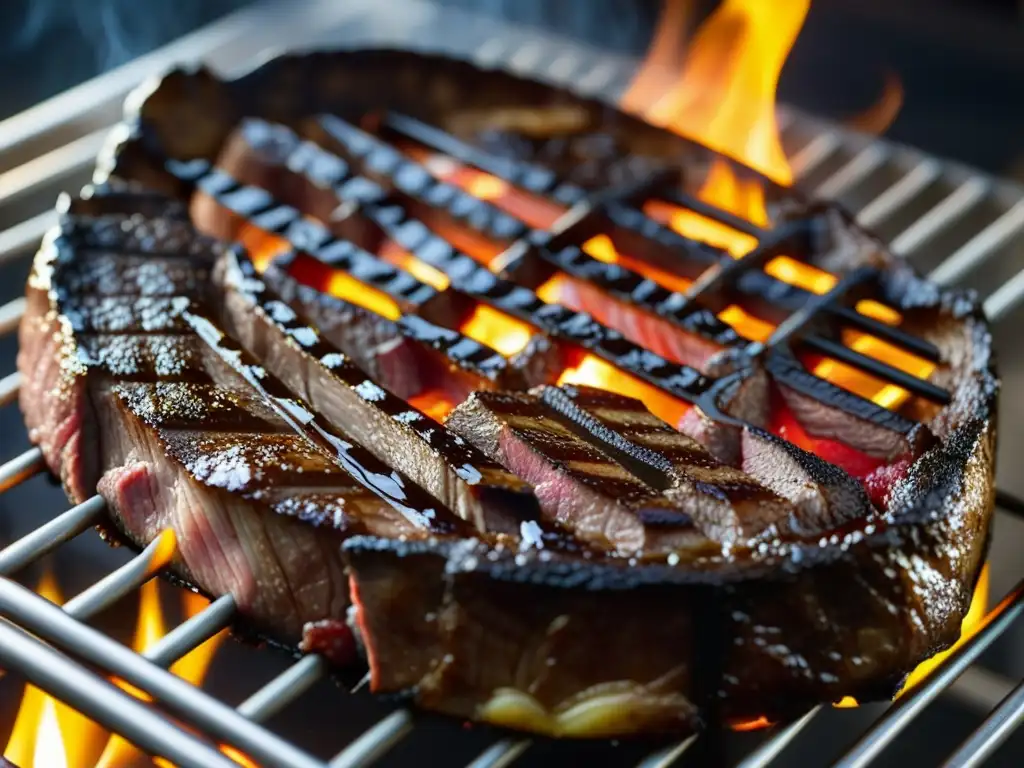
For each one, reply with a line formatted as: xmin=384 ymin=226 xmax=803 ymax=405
xmin=19 ymin=193 xmax=470 ymax=643
xmin=16 ymin=48 xmax=997 ymax=739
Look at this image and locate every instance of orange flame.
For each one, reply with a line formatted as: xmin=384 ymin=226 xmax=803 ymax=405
xmin=630 ymin=0 xmax=805 ymax=186
xmin=459 ymin=304 xmax=534 ymax=357
xmin=4 ymin=572 xmax=106 ymax=768
xmin=90 ymin=563 xmax=249 ymax=768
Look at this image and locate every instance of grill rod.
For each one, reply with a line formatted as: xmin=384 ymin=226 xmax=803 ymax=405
xmin=0 ymin=577 xmax=325 ymax=768
xmin=834 ymin=579 xmax=1024 ymax=768
xmin=942 ymin=678 xmax=1024 ymax=768
xmin=1 ymin=18 xmax=1024 ymax=767
xmin=0 ymin=618 xmax=239 ymax=768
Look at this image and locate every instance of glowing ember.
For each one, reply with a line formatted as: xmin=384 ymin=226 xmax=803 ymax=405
xmin=403 ymin=144 xmax=561 ymax=229
xmin=558 ymin=355 xmax=689 ymax=427
xmin=377 ymin=240 xmax=451 ymax=290
xmin=325 ymin=271 xmax=402 ymax=322
xmin=408 ymin=390 xmax=457 ymax=422
xmin=459 ymin=304 xmax=534 ymax=357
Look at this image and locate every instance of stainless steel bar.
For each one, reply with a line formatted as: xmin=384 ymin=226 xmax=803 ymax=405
xmin=983 ymin=266 xmax=1024 ymax=322
xmin=814 ymin=145 xmax=888 ymax=200
xmin=145 ymin=594 xmax=237 ymax=669
xmin=466 ymin=739 xmax=531 ymax=768
xmin=856 ymin=160 xmax=941 ymax=229
xmin=0 ymin=577 xmax=325 ymax=768
xmin=0 ymin=495 xmax=105 ymax=576
xmin=0 ymin=298 xmax=26 ymax=336
xmin=834 ymin=580 xmax=1024 ymax=768
xmin=929 ymin=198 xmax=1024 ymax=286
xmin=0 ymin=129 xmax=107 ymax=205
xmin=635 ymin=735 xmax=699 ymax=768
xmin=890 ymin=177 xmax=990 ymax=256
xmin=546 ymin=52 xmax=584 ymax=83
xmin=0 ymin=4 xmax=264 ymax=162
xmin=942 ymin=678 xmax=1024 ymax=768
xmin=62 ymin=530 xmax=176 ymax=620
xmin=328 ymin=709 xmax=414 ymax=768
xmin=474 ymin=37 xmax=511 ymax=66
xmin=789 ymin=132 xmax=841 ymax=179
xmin=0 ymin=618 xmax=238 ymax=768
xmin=236 ymin=654 xmax=327 ymax=722
xmin=948 ymin=667 xmax=1017 ymax=714
xmin=576 ymin=59 xmax=621 ymax=95
xmin=0 ymin=210 xmax=54 ymax=267
xmin=0 ymin=447 xmax=45 ymax=493
xmin=734 ymin=706 xmax=822 ymax=768
xmin=508 ymin=42 xmax=545 ymax=73
xmin=0 ymin=372 xmax=19 ymax=408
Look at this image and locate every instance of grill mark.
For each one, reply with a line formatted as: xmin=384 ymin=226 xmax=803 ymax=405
xmin=553 ymin=385 xmax=782 ymax=506
xmin=466 ymin=391 xmax=675 ymax=507
xmin=219 ymin=246 xmax=538 ymax=520
xmin=204 ymin=119 xmax=711 ymax=405
xmin=305 ymin=115 xmax=743 ymax=361
xmin=191 ymin=173 xmax=522 ymax=390
xmin=179 ymin=301 xmax=467 ymax=535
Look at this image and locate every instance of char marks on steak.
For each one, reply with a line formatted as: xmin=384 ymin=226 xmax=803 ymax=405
xmin=445 ymin=389 xmax=713 ymax=554
xmin=214 ymin=244 xmax=542 ymax=534
xmin=540 ymin=383 xmax=793 ymax=544
xmin=19 ymin=193 xmax=467 ymax=640
xmin=16 ymin=48 xmax=998 ymax=739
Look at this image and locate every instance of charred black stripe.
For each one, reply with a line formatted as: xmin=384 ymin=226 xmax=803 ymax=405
xmin=221 ymin=246 xmax=531 ymax=487
xmin=179 ymin=300 xmax=468 ymax=535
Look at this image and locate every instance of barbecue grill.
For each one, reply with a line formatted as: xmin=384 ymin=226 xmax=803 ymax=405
xmin=2 ymin=0 xmax=1024 ymax=766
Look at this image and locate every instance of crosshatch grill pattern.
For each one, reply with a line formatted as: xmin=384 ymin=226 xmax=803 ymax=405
xmin=2 ymin=3 xmax=1024 ymax=766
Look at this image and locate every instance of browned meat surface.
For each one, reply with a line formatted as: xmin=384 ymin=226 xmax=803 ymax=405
xmin=260 ymin=258 xmax=428 ymax=399
xmin=542 ymin=384 xmax=793 ymax=544
xmin=18 ymin=197 xmax=463 ymax=641
xmin=447 ymin=389 xmax=729 ymax=554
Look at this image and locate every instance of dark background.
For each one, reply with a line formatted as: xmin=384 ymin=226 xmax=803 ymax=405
xmin=1 ymin=0 xmax=1024 ymax=175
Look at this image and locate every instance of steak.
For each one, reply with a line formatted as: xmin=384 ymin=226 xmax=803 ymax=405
xmin=16 ymin=48 xmax=997 ymax=739
xmin=19 ymin=193 xmax=469 ymax=643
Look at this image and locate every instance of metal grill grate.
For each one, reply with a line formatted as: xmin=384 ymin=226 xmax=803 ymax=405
xmin=2 ymin=1 xmax=1024 ymax=766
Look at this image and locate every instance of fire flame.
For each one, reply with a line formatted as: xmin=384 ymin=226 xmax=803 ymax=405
xmin=4 ymin=567 xmax=250 ymax=767
xmin=3 ymin=572 xmax=104 ymax=767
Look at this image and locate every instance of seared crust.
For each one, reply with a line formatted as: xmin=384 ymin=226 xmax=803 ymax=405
xmin=17 ymin=48 xmax=996 ymax=736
